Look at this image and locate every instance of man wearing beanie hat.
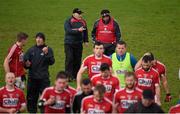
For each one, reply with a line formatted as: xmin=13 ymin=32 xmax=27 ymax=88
xmin=24 ymin=32 xmax=55 ymax=113
xmin=92 ymin=9 xmax=121 ymax=56
xmin=125 ymin=89 xmax=164 ymax=113
xmin=64 ymin=8 xmax=88 ymax=81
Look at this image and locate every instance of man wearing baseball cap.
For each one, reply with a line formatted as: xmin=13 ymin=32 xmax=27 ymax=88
xmin=92 ymin=9 xmax=121 ymax=56
xmin=64 ymin=8 xmax=88 ymax=81
xmin=24 ymin=32 xmax=55 ymax=113
xmin=125 ymin=89 xmax=164 ymax=113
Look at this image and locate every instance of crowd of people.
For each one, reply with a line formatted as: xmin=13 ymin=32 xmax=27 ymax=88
xmin=1 ymin=8 xmax=180 ymax=113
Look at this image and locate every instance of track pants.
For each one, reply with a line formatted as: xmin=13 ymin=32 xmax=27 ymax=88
xmin=64 ymin=43 xmax=83 ymax=80
xmin=27 ymin=78 xmax=50 ymax=113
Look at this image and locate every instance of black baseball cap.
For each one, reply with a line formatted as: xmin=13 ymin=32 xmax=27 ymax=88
xmin=35 ymin=32 xmax=45 ymax=41
xmin=73 ymin=8 xmax=83 ymax=14
xmin=143 ymin=89 xmax=154 ymax=100
xmin=101 ymin=9 xmax=110 ymax=17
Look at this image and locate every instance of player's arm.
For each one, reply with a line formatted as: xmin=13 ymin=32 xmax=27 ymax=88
xmin=134 ymin=53 xmax=151 ymax=70
xmin=112 ymin=93 xmax=119 ymax=113
xmin=76 ymin=64 xmax=87 ymax=91
xmin=161 ymin=68 xmax=171 ymax=102
xmin=155 ymin=84 xmax=161 ymax=105
xmin=18 ymin=103 xmax=26 ymax=113
xmin=3 ymin=46 xmax=16 ymax=73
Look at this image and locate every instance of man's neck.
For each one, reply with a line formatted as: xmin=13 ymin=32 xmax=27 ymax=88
xmin=6 ymin=85 xmax=15 ymax=91
xmin=16 ymin=42 xmax=22 ymax=47
xmin=94 ymin=54 xmax=102 ymax=59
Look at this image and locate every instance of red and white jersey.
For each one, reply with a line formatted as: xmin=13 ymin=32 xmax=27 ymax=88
xmin=169 ymin=104 xmax=180 ymax=114
xmin=82 ymin=54 xmax=112 ymax=79
xmin=81 ymin=95 xmax=112 ymax=113
xmin=7 ymin=43 xmax=25 ymax=77
xmin=66 ymin=86 xmax=77 ymax=103
xmin=135 ymin=67 xmax=160 ymax=94
xmin=40 ymin=87 xmax=71 ymax=113
xmin=0 ymin=86 xmax=26 ymax=112
xmin=114 ymin=88 xmax=142 ymax=113
xmin=91 ymin=74 xmax=119 ymax=101
xmin=152 ymin=60 xmax=166 ymax=77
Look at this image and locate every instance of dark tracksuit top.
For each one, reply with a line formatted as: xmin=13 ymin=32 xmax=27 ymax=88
xmin=64 ymin=16 xmax=88 ymax=44
xmin=91 ymin=17 xmax=121 ymax=42
xmin=24 ymin=44 xmax=55 ymax=79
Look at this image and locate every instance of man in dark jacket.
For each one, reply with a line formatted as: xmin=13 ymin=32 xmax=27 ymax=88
xmin=24 ymin=32 xmax=55 ymax=113
xmin=125 ymin=89 xmax=164 ymax=113
xmin=73 ymin=78 xmax=93 ymax=113
xmin=92 ymin=9 xmax=121 ymax=56
xmin=64 ymin=8 xmax=88 ymax=81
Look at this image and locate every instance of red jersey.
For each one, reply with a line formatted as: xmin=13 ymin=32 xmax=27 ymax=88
xmin=135 ymin=67 xmax=160 ymax=94
xmin=152 ymin=61 xmax=166 ymax=77
xmin=0 ymin=86 xmax=26 ymax=112
xmin=66 ymin=86 xmax=77 ymax=103
xmin=114 ymin=88 xmax=142 ymax=113
xmin=82 ymin=54 xmax=112 ymax=79
xmin=96 ymin=18 xmax=116 ymax=43
xmin=91 ymin=74 xmax=119 ymax=101
xmin=7 ymin=43 xmax=25 ymax=77
xmin=40 ymin=87 xmax=71 ymax=113
xmin=82 ymin=95 xmax=112 ymax=113
xmin=169 ymin=104 xmax=180 ymax=114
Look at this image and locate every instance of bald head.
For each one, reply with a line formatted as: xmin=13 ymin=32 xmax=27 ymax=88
xmin=5 ymin=72 xmax=15 ymax=86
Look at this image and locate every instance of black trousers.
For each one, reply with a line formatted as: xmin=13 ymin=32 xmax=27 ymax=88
xmin=27 ymin=78 xmax=50 ymax=113
xmin=64 ymin=43 xmax=83 ymax=80
xmin=103 ymin=43 xmax=116 ymax=56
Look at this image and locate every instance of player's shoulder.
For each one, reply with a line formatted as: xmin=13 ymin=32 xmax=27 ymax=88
xmin=135 ymin=87 xmax=143 ymax=93
xmin=115 ymin=88 xmax=125 ymax=95
xmin=43 ymin=86 xmax=54 ymax=93
xmin=156 ymin=60 xmax=166 ymax=67
xmin=15 ymin=87 xmax=24 ymax=93
xmin=91 ymin=74 xmax=101 ymax=80
xmin=104 ymin=97 xmax=113 ymax=105
xmin=0 ymin=86 xmax=5 ymax=92
xmin=102 ymin=54 xmax=111 ymax=59
xmin=169 ymin=104 xmax=180 ymax=112
xmin=67 ymin=86 xmax=77 ymax=93
xmin=151 ymin=67 xmax=159 ymax=75
xmin=83 ymin=54 xmax=94 ymax=61
xmin=135 ymin=67 xmax=142 ymax=72
xmin=83 ymin=95 xmax=93 ymax=102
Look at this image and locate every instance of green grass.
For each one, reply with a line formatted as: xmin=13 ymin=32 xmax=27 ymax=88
xmin=0 ymin=0 xmax=179 ymax=112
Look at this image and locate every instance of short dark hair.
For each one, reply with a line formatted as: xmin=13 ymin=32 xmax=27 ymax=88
xmin=100 ymin=63 xmax=110 ymax=71
xmin=56 ymin=71 xmax=68 ymax=80
xmin=142 ymin=55 xmax=152 ymax=63
xmin=35 ymin=32 xmax=45 ymax=41
xmin=125 ymin=72 xmax=135 ymax=79
xmin=81 ymin=78 xmax=91 ymax=85
xmin=17 ymin=32 xmax=28 ymax=42
xmin=94 ymin=84 xmax=106 ymax=94
xmin=148 ymin=52 xmax=155 ymax=61
xmin=93 ymin=41 xmax=104 ymax=48
xmin=116 ymin=40 xmax=127 ymax=47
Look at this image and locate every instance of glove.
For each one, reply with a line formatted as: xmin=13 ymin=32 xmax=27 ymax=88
xmin=38 ymin=99 xmax=45 ymax=108
xmin=165 ymin=93 xmax=172 ymax=102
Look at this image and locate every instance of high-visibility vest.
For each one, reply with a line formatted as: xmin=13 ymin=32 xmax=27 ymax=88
xmin=112 ymin=52 xmax=133 ymax=88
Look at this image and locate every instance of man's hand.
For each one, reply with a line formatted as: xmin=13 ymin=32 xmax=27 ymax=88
xmin=25 ymin=60 xmax=31 ymax=67
xmin=42 ymin=46 xmax=48 ymax=54
xmin=84 ymin=42 xmax=88 ymax=46
xmin=165 ymin=93 xmax=172 ymax=102
xmin=78 ymin=26 xmax=85 ymax=32
xmin=45 ymin=96 xmax=56 ymax=106
xmin=76 ymin=86 xmax=81 ymax=92
xmin=8 ymin=108 xmax=16 ymax=114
